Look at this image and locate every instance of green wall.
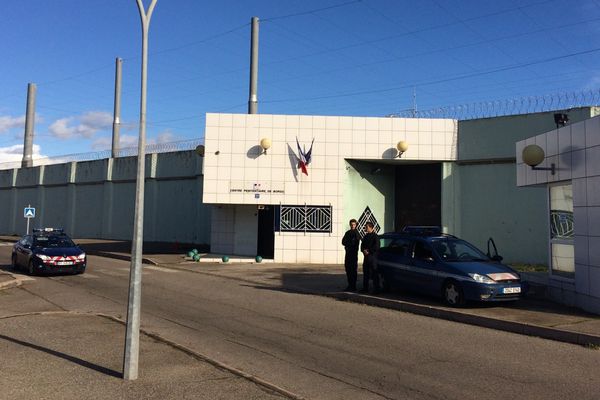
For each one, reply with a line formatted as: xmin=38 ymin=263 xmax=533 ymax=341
xmin=343 ymin=160 xmax=395 ymax=235
xmin=442 ymin=163 xmax=548 ymax=263
xmin=445 ymin=107 xmax=597 ymax=265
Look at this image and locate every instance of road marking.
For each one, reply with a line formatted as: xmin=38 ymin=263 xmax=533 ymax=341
xmin=0 ymin=242 xmax=14 ymax=246
xmin=79 ymin=273 xmax=99 ymax=279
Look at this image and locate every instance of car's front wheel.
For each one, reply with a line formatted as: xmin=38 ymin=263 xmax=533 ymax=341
xmin=443 ymin=280 xmax=465 ymax=307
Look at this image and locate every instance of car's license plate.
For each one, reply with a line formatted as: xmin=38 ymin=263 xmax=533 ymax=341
xmin=56 ymin=261 xmax=73 ymax=266
xmin=503 ymin=287 xmax=521 ymax=294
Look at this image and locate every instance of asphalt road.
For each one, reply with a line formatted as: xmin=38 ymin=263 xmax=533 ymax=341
xmin=1 ymin=245 xmax=598 ymax=400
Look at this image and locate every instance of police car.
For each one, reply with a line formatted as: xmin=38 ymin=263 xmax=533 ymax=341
xmin=375 ymin=227 xmax=522 ymax=306
xmin=11 ymin=228 xmax=86 ymax=275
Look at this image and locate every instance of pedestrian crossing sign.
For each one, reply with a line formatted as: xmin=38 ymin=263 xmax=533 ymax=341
xmin=24 ymin=207 xmax=35 ymax=218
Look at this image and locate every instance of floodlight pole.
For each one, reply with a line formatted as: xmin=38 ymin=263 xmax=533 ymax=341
xmin=248 ymin=17 xmax=259 ymax=114
xmin=111 ymin=57 xmax=123 ymax=158
xmin=123 ymin=0 xmax=157 ymax=381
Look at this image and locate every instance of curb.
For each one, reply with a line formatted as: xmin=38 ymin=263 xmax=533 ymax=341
xmin=326 ymin=292 xmax=600 ymax=347
xmin=0 ymin=274 xmax=22 ymax=291
xmin=85 ymin=250 xmax=159 ymax=266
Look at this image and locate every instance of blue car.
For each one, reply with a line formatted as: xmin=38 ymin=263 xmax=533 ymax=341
xmin=375 ymin=227 xmax=522 ymax=306
xmin=11 ymin=228 xmax=86 ymax=275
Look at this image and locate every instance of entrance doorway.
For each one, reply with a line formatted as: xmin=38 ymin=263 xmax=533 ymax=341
xmin=395 ymin=163 xmax=442 ymax=231
xmin=257 ymin=206 xmax=275 ymax=259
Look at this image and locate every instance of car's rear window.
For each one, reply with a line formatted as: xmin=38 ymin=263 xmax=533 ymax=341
xmin=34 ymin=235 xmax=75 ymax=248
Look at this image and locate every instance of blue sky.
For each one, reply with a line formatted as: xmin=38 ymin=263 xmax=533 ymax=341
xmin=1 ymin=0 xmax=600 ymax=160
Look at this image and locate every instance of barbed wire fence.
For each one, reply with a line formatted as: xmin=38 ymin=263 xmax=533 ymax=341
xmin=388 ymin=89 xmax=600 ymax=120
xmin=2 ymin=89 xmax=599 ymax=171
xmin=0 ymin=138 xmax=203 ymax=171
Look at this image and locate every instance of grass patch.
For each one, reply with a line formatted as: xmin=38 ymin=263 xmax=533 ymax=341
xmin=509 ymin=263 xmax=548 ymax=273
xmin=584 ymin=343 xmax=599 ymax=350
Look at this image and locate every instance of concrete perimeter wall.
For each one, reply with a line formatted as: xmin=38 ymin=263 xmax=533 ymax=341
xmin=0 ymin=151 xmax=211 ymax=245
xmin=443 ymin=108 xmax=597 ymax=265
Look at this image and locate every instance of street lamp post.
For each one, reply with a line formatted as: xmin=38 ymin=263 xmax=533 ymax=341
xmin=123 ymin=0 xmax=157 ymax=381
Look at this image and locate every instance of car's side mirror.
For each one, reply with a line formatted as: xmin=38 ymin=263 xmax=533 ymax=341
xmin=492 ymin=255 xmax=503 ymax=262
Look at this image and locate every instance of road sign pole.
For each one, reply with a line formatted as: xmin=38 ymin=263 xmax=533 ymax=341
xmin=123 ymin=0 xmax=157 ymax=382
xmin=26 ymin=217 xmax=30 ymax=235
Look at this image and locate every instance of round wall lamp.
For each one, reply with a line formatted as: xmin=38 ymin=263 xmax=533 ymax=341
xmin=396 ymin=141 xmax=408 ymax=158
xmin=195 ymin=144 xmax=205 ymax=157
xmin=522 ymin=144 xmax=555 ymax=175
xmin=260 ymin=138 xmax=271 ymax=155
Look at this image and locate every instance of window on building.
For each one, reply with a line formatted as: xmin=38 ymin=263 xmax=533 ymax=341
xmin=549 ymin=184 xmax=574 ymax=278
xmin=276 ymin=205 xmax=332 ymax=233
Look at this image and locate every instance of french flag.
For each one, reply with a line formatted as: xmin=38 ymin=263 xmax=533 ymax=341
xmin=296 ymin=138 xmax=314 ymax=176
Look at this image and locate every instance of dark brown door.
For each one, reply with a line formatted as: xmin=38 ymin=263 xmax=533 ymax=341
xmin=257 ymin=206 xmax=275 ymax=259
xmin=395 ymin=163 xmax=442 ymax=231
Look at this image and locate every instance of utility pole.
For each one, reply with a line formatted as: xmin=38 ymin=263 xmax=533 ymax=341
xmin=21 ymin=83 xmax=37 ymax=168
xmin=112 ymin=57 xmax=123 ymax=158
xmin=412 ymin=87 xmax=418 ymax=118
xmin=123 ymin=0 xmax=157 ymax=381
xmin=248 ymin=16 xmax=259 ymax=114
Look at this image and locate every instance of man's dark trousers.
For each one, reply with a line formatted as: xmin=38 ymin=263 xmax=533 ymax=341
xmin=344 ymin=251 xmax=358 ymax=290
xmin=362 ymin=254 xmax=379 ymax=292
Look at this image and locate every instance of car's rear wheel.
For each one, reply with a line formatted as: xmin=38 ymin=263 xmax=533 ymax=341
xmin=27 ymin=260 xmax=36 ymax=276
xmin=380 ymin=273 xmax=392 ymax=293
xmin=11 ymin=254 xmax=19 ymax=271
xmin=443 ymin=280 xmax=465 ymax=307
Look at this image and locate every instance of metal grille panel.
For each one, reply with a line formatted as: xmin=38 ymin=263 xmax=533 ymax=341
xmin=357 ymin=206 xmax=381 ymax=238
xmin=279 ymin=205 xmax=332 ymax=233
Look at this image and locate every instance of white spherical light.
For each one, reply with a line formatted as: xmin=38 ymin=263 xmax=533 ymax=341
xmin=522 ymin=144 xmax=545 ymax=167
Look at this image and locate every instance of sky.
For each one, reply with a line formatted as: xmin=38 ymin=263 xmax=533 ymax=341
xmin=1 ymin=0 xmax=600 ymax=161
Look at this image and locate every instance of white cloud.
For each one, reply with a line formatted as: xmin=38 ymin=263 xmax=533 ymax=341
xmin=49 ymin=111 xmax=112 ymax=139
xmin=0 ymin=144 xmax=44 ymax=165
xmin=0 ymin=115 xmax=26 ymax=134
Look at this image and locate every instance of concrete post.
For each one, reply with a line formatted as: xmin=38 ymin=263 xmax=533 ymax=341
xmin=21 ymin=83 xmax=37 ymax=168
xmin=112 ymin=58 xmax=123 ymax=158
xmin=248 ymin=17 xmax=259 ymax=114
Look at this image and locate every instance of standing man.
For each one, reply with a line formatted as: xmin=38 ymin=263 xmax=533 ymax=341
xmin=341 ymin=219 xmax=361 ymax=291
xmin=360 ymin=222 xmax=380 ymax=294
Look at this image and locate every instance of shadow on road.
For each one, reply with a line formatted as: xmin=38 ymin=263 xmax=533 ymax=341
xmin=0 ymin=333 xmax=122 ymax=378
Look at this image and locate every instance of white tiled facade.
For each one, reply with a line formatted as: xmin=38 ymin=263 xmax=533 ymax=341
xmin=516 ymin=115 xmax=600 ymax=313
xmin=203 ymin=113 xmax=458 ymax=263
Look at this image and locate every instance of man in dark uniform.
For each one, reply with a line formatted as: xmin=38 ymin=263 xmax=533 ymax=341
xmin=341 ymin=219 xmax=360 ymax=291
xmin=360 ymin=222 xmax=380 ymax=293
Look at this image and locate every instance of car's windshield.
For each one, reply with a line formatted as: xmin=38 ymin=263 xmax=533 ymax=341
xmin=33 ymin=235 xmax=75 ymax=248
xmin=430 ymin=238 xmax=488 ymax=262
